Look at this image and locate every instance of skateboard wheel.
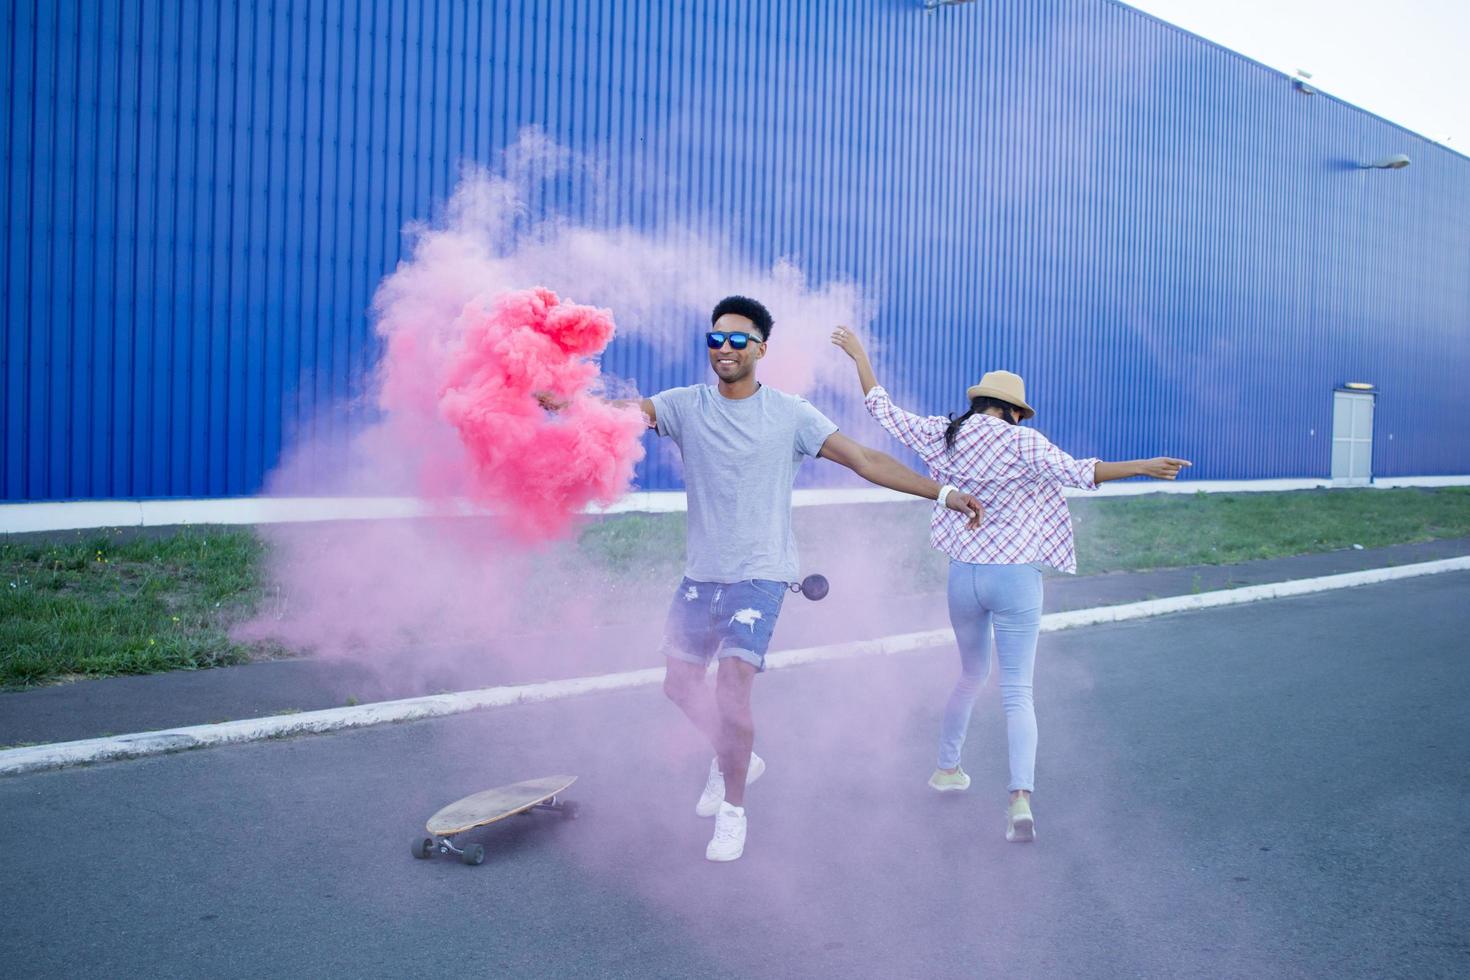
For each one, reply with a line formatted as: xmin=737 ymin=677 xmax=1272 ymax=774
xmin=561 ymin=800 xmax=581 ymax=820
xmin=411 ymin=837 xmax=434 ymax=859
xmin=461 ymin=843 xmax=486 ymax=866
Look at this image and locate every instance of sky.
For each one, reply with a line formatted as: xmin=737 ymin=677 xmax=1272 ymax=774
xmin=1123 ymin=0 xmax=1469 ymax=152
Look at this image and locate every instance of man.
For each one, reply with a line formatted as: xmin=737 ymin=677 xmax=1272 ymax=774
xmin=635 ymin=296 xmax=982 ymax=862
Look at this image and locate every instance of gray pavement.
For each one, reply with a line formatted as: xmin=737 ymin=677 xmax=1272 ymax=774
xmin=2 ymin=572 xmax=1467 ymax=978
xmin=2 ymin=535 xmax=1465 ymax=748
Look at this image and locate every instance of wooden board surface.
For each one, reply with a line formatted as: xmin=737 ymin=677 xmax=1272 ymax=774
xmin=426 ymin=775 xmax=577 ymax=836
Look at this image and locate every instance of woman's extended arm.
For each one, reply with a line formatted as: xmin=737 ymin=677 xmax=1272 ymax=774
xmin=1015 ymin=423 xmax=1190 ymax=489
xmin=1093 ymin=458 xmax=1192 ymax=482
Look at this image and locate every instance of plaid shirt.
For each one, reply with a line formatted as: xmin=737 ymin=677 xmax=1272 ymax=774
xmin=865 ymin=386 xmax=1099 ymax=573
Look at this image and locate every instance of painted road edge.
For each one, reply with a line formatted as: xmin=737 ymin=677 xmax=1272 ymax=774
xmin=3 ymin=555 xmax=1467 ymax=777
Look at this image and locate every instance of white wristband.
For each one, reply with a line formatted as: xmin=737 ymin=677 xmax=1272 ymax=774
xmin=937 ymin=484 xmax=958 ymax=507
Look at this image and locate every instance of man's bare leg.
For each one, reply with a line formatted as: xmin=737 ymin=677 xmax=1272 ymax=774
xmin=663 ymin=657 xmax=721 ymax=749
xmin=714 ymin=658 xmax=757 ymax=806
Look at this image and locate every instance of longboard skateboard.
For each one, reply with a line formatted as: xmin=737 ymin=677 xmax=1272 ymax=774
xmin=412 ymin=775 xmax=579 ymax=866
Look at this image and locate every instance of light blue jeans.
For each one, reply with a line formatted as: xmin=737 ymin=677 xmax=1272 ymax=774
xmin=939 ymin=561 xmax=1043 ymax=792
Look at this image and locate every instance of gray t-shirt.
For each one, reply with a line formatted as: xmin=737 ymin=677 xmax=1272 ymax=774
xmin=650 ymin=384 xmax=839 ymax=583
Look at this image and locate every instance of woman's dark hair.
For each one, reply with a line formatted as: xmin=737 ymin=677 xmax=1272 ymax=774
xmin=711 ymin=295 xmax=774 ymax=340
xmin=945 ymin=396 xmax=1020 ymax=449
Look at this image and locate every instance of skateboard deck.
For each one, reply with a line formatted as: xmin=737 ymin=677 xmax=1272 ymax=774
xmin=412 ymin=775 xmax=578 ymax=866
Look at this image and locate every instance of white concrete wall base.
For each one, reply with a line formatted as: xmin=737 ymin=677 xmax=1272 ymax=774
xmin=5 ymin=476 xmax=1468 ymax=533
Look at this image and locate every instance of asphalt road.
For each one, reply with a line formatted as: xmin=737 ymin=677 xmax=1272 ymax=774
xmin=3 ymin=572 xmax=1468 ymax=979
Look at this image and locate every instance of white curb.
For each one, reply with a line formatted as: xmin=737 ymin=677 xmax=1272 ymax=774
xmin=2 ymin=556 xmax=1467 ymax=777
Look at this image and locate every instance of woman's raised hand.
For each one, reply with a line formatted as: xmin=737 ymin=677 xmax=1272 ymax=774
xmin=830 ymin=326 xmax=866 ymax=361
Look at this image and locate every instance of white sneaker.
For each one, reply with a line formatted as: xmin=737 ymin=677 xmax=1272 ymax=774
xmin=695 ymin=752 xmax=766 ymax=817
xmin=706 ymin=802 xmax=747 ymax=862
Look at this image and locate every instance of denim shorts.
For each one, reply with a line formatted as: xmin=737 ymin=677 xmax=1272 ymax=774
xmin=659 ymin=577 xmax=788 ymax=672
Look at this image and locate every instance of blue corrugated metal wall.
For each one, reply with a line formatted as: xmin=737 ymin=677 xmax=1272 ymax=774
xmin=3 ymin=0 xmax=1467 ymax=501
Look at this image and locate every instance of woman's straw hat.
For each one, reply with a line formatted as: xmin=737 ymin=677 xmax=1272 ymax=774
xmin=966 ymin=370 xmax=1035 ymax=420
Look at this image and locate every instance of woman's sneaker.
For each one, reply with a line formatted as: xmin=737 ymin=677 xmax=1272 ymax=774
xmin=695 ymin=753 xmax=766 ymax=817
xmin=1006 ymin=795 xmax=1035 ymax=842
xmin=927 ymin=766 xmax=971 ymax=792
xmin=706 ymin=802 xmax=747 ymax=862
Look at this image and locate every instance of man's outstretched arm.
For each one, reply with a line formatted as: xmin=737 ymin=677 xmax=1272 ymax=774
xmin=536 ymin=391 xmax=657 ymax=428
xmin=816 ymin=432 xmax=983 ymax=529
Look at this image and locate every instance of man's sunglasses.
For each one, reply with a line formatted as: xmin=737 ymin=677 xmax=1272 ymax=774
xmin=706 ymin=331 xmax=762 ymax=350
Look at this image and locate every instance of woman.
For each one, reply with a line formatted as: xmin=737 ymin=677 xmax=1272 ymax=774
xmin=832 ymin=327 xmax=1189 ymax=843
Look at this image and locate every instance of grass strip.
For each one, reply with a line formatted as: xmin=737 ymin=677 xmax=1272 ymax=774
xmin=3 ymin=487 xmax=1467 ymax=687
xmin=1072 ymin=486 xmax=1470 ymax=573
xmin=1 ymin=529 xmax=283 ymax=689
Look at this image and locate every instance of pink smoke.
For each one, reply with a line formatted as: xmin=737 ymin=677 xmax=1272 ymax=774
xmin=422 ymin=288 xmax=647 ymax=540
xmin=250 ymin=128 xmax=893 ymax=665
